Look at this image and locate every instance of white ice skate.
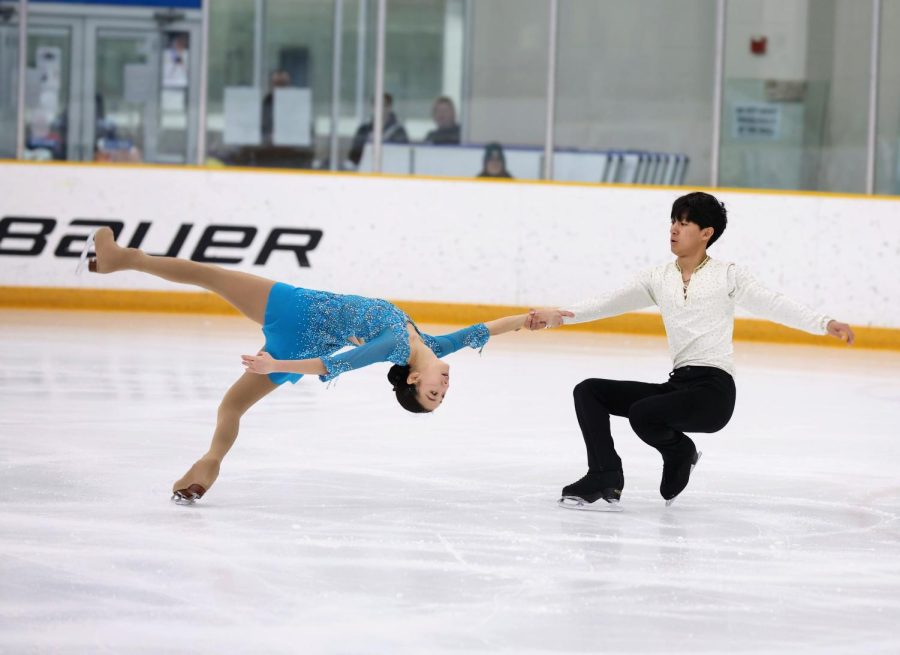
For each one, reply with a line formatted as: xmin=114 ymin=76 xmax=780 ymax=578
xmin=558 ymin=496 xmax=624 ymax=512
xmin=74 ymin=229 xmax=98 ymax=275
xmin=664 ymin=450 xmax=702 ymax=507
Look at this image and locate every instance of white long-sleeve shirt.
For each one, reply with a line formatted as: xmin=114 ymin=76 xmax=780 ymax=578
xmin=562 ymin=258 xmax=832 ymax=376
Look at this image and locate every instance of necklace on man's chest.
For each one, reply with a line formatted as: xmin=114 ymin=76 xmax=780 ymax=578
xmin=675 ymin=255 xmax=710 ymax=299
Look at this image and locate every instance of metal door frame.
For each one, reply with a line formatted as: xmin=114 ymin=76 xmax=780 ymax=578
xmin=0 ymin=18 xmax=23 ymax=158
xmin=84 ymin=21 xmax=160 ymax=161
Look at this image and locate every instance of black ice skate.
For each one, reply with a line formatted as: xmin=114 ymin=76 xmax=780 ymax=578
xmin=558 ymin=470 xmax=624 ymax=512
xmin=661 ymin=449 xmax=702 ymax=507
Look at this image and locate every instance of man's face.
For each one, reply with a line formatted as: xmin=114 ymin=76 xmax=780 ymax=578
xmin=271 ymin=71 xmax=290 ymax=89
xmin=670 ymin=215 xmax=712 ymax=256
xmin=433 ymin=101 xmax=455 ymax=128
xmin=373 ymin=98 xmax=392 ymax=115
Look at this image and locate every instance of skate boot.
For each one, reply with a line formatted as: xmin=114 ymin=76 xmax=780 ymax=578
xmin=172 ymin=484 xmax=207 ymax=505
xmin=171 ymin=458 xmax=218 ymax=505
xmin=660 ymin=448 xmax=702 ymax=506
xmin=76 ymin=227 xmax=129 ymax=274
xmin=558 ymin=470 xmax=624 ymax=512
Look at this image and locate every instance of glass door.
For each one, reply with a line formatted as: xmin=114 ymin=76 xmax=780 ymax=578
xmin=25 ymin=24 xmax=78 ymax=161
xmin=87 ymin=28 xmax=160 ymax=162
xmin=83 ymin=16 xmax=200 ymax=164
xmin=2 ymin=6 xmax=201 ymax=164
xmin=2 ymin=12 xmax=83 ymax=162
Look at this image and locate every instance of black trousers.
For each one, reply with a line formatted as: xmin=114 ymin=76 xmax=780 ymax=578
xmin=572 ymin=366 xmax=736 ymax=472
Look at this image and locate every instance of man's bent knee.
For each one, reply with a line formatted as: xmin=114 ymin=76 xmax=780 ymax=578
xmin=573 ymin=379 xmax=592 ymax=401
xmin=628 ymin=404 xmax=663 ymax=440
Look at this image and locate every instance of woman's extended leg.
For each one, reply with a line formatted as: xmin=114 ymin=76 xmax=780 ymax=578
xmin=90 ymin=227 xmax=274 ymax=325
xmin=172 ymin=370 xmax=278 ymax=502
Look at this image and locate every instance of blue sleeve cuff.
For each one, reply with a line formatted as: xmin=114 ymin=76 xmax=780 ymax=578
xmin=466 ymin=323 xmax=490 ymax=351
xmin=319 ymin=356 xmax=353 ymax=383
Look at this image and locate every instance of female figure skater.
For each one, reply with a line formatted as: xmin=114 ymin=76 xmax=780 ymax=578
xmin=81 ymin=227 xmax=529 ymax=504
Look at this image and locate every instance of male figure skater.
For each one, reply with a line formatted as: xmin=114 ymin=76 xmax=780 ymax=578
xmin=527 ymin=192 xmax=855 ymax=510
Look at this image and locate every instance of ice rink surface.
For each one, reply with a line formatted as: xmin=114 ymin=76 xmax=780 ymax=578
xmin=1 ymin=309 xmax=899 ymax=654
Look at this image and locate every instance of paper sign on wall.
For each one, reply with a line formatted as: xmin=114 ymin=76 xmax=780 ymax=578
xmin=224 ymin=87 xmax=262 ymax=146
xmin=732 ymin=103 xmax=781 ymax=141
xmin=273 ymin=87 xmax=312 ymax=147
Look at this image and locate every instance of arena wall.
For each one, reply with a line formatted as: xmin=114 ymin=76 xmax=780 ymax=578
xmin=1 ymin=161 xmax=898 ymax=348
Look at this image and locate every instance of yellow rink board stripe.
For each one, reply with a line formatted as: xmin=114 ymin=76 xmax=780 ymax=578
xmin=1 ymin=286 xmax=898 ymax=351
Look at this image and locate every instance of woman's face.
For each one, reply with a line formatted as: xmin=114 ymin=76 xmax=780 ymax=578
xmin=485 ymin=157 xmax=505 ymax=176
xmin=408 ymin=360 xmax=450 ymax=411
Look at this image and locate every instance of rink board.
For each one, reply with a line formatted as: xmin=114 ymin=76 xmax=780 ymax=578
xmin=1 ymin=161 xmax=898 ymax=346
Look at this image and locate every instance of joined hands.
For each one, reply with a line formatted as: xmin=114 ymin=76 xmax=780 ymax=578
xmin=525 ymin=308 xmax=575 ymax=330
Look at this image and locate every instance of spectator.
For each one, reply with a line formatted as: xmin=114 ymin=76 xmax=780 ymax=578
xmin=348 ymin=92 xmax=409 ymax=166
xmin=162 ymin=33 xmax=190 ymax=88
xmin=477 ymin=142 xmax=513 ymax=179
xmin=262 ymin=70 xmax=292 ymax=145
xmin=424 ymin=96 xmax=461 ymax=145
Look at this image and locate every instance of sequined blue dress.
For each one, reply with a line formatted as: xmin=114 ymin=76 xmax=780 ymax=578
xmin=262 ymin=282 xmax=490 ymax=385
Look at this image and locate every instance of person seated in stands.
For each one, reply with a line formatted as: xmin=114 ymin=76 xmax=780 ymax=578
xmin=477 ymin=142 xmax=513 ymax=179
xmin=262 ymin=69 xmax=292 ymax=146
xmin=423 ymin=96 xmax=461 ymax=145
xmin=348 ymin=92 xmax=409 ymax=166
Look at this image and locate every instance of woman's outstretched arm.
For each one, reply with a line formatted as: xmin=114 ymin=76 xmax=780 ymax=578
xmin=483 ymin=313 xmax=531 ymax=336
xmin=241 ymin=351 xmax=327 ymax=376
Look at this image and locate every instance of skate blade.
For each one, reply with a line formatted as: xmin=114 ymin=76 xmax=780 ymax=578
xmin=558 ymin=496 xmax=623 ymax=512
xmin=665 ymin=450 xmax=702 ymax=507
xmin=75 ymin=229 xmax=97 ymax=275
xmin=171 ymin=490 xmax=200 ymax=505
xmin=172 ymin=491 xmax=200 ymax=505
xmin=171 ymin=484 xmax=206 ymax=506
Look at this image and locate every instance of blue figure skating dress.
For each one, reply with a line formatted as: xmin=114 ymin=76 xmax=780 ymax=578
xmin=261 ymin=282 xmax=490 ymax=385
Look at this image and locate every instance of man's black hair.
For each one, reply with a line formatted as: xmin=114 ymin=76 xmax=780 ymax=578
xmin=670 ymin=192 xmax=727 ymax=247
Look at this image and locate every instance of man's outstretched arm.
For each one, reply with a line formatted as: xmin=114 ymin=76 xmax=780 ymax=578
xmin=525 ymin=271 xmax=656 ymax=331
xmin=732 ymin=265 xmax=855 ymax=345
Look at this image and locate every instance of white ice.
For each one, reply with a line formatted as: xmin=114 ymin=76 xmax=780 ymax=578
xmin=1 ymin=309 xmax=899 ymax=654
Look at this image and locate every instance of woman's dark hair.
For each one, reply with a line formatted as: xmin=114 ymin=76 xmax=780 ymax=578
xmin=670 ymin=192 xmax=727 ymax=247
xmin=483 ymin=141 xmax=506 ymax=166
xmin=387 ymin=364 xmax=429 ymax=414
